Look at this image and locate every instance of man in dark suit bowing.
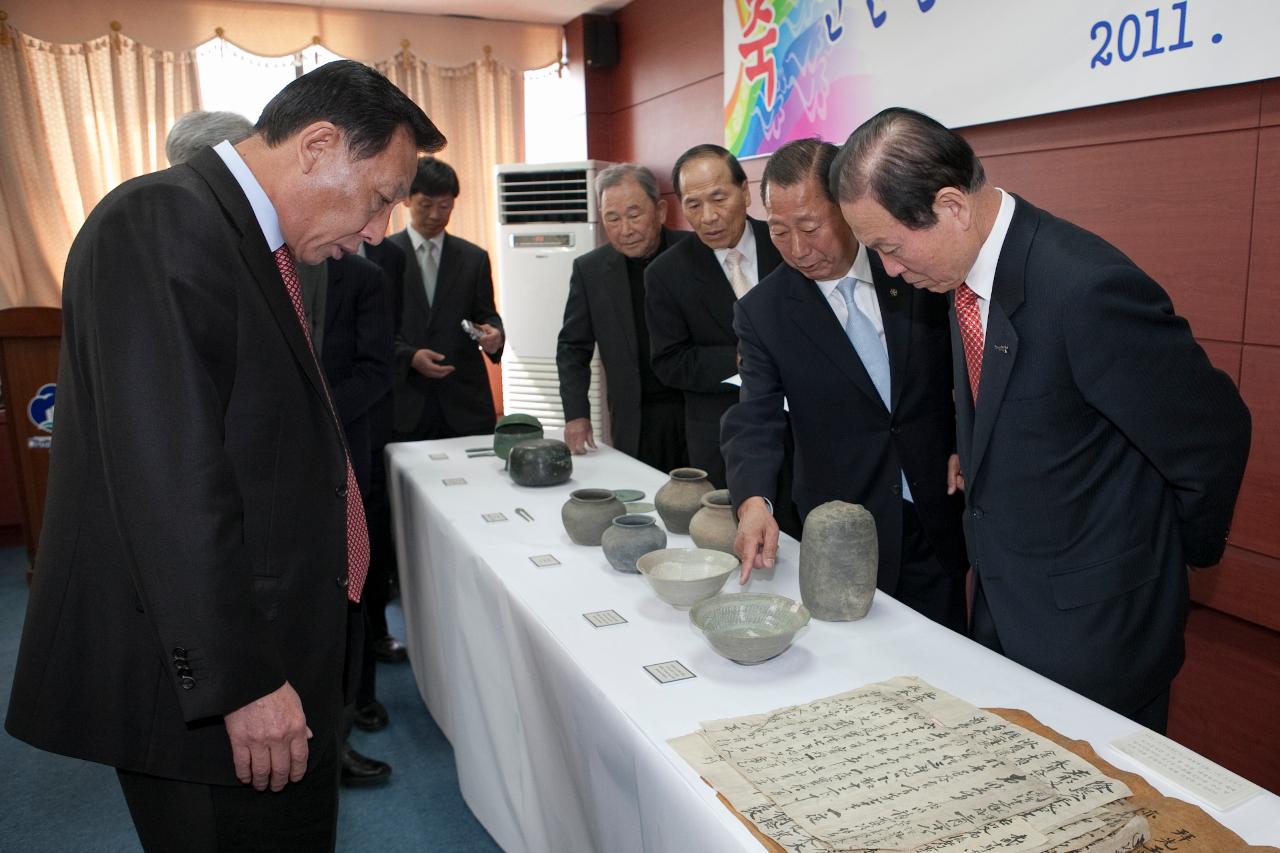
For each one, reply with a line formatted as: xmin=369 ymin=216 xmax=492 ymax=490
xmin=556 ymin=163 xmax=690 ymax=471
xmin=6 ymin=61 xmax=444 ymax=850
xmin=723 ymin=139 xmax=967 ymax=631
xmin=834 ymin=107 xmax=1251 ymax=731
xmin=646 ymin=144 xmax=783 ymax=488
xmin=388 ymin=157 xmax=504 ymax=440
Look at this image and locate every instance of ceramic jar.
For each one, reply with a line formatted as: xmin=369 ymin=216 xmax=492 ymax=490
xmin=561 ymin=488 xmax=626 ymax=546
xmin=493 ymin=413 xmax=543 ymax=461
xmin=798 ymin=501 xmax=878 ymax=621
xmin=601 ymin=514 xmax=667 ymax=573
xmin=654 ymin=468 xmax=714 ymax=535
xmin=508 ymin=439 xmax=572 ymax=487
xmin=688 ymin=489 xmax=737 ymax=555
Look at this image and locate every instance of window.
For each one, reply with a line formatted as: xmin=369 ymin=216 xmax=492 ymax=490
xmin=194 ymin=38 xmax=347 ymax=124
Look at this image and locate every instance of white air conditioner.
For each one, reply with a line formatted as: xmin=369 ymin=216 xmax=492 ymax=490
xmin=495 ymin=160 xmax=613 ymax=436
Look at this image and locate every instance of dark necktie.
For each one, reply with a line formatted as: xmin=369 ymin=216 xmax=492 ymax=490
xmin=955 ymin=282 xmax=984 ymax=404
xmin=274 ymin=245 xmax=370 ymax=603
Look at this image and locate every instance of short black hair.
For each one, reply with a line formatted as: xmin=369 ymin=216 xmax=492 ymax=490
xmin=760 ymin=138 xmax=840 ymax=206
xmin=671 ymin=143 xmax=747 ymax=198
xmin=256 ymin=60 xmax=445 ymax=160
xmin=411 ymin=157 xmax=460 ymax=198
xmin=829 ymin=107 xmax=985 ymax=229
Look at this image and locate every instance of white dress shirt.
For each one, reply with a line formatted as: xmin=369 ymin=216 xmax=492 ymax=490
xmin=962 ymin=188 xmax=1016 ymax=333
xmin=213 ymin=140 xmax=283 ymax=252
xmin=713 ymin=221 xmax=759 ymax=289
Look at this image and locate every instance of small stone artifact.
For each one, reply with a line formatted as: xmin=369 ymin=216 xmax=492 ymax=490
xmin=654 ymin=468 xmax=714 ymax=534
xmin=601 ymin=514 xmax=667 ymax=573
xmin=561 ymin=488 xmax=626 ymax=546
xmin=799 ymin=501 xmax=878 ymax=621
xmin=688 ymin=489 xmax=737 ymax=555
xmin=493 ymin=413 xmax=543 ymax=461
xmin=508 ymin=439 xmax=572 ymax=487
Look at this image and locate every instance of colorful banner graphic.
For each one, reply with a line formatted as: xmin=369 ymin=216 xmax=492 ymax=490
xmin=725 ymin=0 xmax=1280 ymax=158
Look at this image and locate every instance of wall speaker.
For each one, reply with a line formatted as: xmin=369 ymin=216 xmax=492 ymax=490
xmin=583 ymin=15 xmax=618 ymax=70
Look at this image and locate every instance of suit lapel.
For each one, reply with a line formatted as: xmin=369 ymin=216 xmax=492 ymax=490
xmin=392 ymin=229 xmax=431 ymax=327
xmin=751 ymin=218 xmax=783 ymax=280
xmin=185 ymin=149 xmax=330 ymax=406
xmin=787 ymin=272 xmax=887 ymax=410
xmin=601 ymin=247 xmax=637 ymax=363
xmin=867 ymin=249 xmax=912 ymax=413
xmin=692 ymin=242 xmax=737 ymax=339
xmin=323 ymin=259 xmax=344 ymax=335
xmin=967 ymin=195 xmax=1035 ymax=486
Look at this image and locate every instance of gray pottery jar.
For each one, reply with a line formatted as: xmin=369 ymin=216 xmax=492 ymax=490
xmin=561 ymin=488 xmax=626 ymax=546
xmin=654 ymin=468 xmax=713 ymax=534
xmin=601 ymin=514 xmax=667 ymax=573
xmin=688 ymin=489 xmax=737 ymax=555
xmin=798 ymin=501 xmax=878 ymax=621
xmin=508 ymin=439 xmax=572 ymax=487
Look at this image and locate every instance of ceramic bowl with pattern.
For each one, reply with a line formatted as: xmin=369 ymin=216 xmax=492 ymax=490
xmin=689 ymin=593 xmax=810 ymax=665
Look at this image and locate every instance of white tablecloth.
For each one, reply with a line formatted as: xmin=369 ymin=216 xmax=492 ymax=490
xmin=387 ymin=435 xmax=1280 ymax=853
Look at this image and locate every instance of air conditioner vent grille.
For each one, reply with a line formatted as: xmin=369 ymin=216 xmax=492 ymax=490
xmin=499 ymin=169 xmax=590 ymax=223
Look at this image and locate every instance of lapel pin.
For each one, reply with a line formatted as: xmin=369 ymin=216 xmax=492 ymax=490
xmin=994 ymin=344 xmax=1009 ymax=354
xmin=889 ymin=287 xmax=898 ymax=297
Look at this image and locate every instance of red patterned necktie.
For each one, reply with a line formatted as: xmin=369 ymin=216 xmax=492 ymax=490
xmin=955 ymin=282 xmax=984 ymax=404
xmin=273 ymin=246 xmax=370 ymax=603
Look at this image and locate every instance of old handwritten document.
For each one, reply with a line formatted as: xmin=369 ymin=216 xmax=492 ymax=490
xmin=671 ymin=677 xmax=1149 ymax=852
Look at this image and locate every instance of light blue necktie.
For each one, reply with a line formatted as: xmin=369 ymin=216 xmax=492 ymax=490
xmin=835 ymin=277 xmax=913 ymax=502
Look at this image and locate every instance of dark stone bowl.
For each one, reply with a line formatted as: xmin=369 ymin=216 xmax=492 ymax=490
xmin=508 ymin=439 xmax=572 ymax=487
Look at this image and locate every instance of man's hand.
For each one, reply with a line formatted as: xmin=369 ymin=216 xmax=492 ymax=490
xmin=474 ymin=323 xmax=504 ymax=355
xmin=411 ymin=348 xmax=455 ymax=379
xmin=224 ymin=682 xmax=312 ymax=792
xmin=734 ymin=497 xmax=779 ymax=585
xmin=946 ymin=453 xmax=965 ymax=494
xmin=563 ymin=418 xmax=596 ymax=455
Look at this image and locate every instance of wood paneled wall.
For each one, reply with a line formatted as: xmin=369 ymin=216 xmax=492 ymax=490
xmin=571 ymin=0 xmax=1280 ymax=793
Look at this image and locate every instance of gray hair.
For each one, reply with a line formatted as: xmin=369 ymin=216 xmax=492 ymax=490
xmin=596 ymin=163 xmax=661 ymax=205
xmin=165 ymin=110 xmax=255 ymax=166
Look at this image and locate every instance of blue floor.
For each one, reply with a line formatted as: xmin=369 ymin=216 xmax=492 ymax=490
xmin=0 ymin=546 xmax=502 ymax=852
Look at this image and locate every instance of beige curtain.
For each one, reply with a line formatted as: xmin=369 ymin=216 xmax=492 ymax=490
xmin=0 ymin=25 xmax=199 ymax=308
xmin=378 ymin=51 xmax=524 ymax=259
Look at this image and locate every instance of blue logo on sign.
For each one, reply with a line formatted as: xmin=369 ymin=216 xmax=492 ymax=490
xmin=28 ymin=383 xmax=55 ymax=434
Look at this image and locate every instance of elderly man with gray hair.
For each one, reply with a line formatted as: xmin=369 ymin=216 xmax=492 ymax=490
xmin=165 ymin=110 xmax=254 ymax=166
xmin=556 ymin=163 xmax=691 ymax=470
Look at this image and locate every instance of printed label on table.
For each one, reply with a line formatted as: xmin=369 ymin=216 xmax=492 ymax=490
xmin=27 ymin=436 xmax=51 ymax=449
xmin=1111 ymin=730 xmax=1261 ymax=811
xmin=583 ymin=609 xmax=627 ymax=628
xmin=482 ymin=512 xmax=507 ymax=523
xmin=644 ymin=660 xmax=695 ymax=684
xmin=428 ymin=452 xmax=449 ymax=460
xmin=442 ymin=477 xmax=467 ymax=486
xmin=528 ymin=554 xmax=560 ymax=567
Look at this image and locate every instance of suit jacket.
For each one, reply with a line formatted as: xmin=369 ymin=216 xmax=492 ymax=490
xmin=6 ymin=148 xmax=354 ymax=785
xmin=388 ymin=229 xmax=503 ymax=438
xmin=954 ymin=195 xmax=1251 ymax=714
xmin=645 ymin=218 xmax=782 ymax=485
xmin=556 ymin=228 xmax=690 ymax=457
xmin=722 ymin=253 xmax=967 ymax=593
xmin=360 ymin=238 xmax=406 ymax=456
xmin=319 ymin=253 xmax=393 ymax=493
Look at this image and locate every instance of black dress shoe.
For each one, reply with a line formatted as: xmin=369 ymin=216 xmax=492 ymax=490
xmin=353 ymin=699 xmax=389 ymax=732
xmin=340 ymin=745 xmax=391 ymax=787
xmin=373 ymin=635 xmax=408 ymax=663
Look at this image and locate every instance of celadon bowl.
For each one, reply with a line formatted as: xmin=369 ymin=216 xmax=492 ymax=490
xmin=635 ymin=548 xmax=737 ymax=609
xmin=689 ymin=593 xmax=810 ymax=665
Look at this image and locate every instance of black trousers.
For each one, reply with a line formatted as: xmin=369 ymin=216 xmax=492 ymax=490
xmin=633 ymin=396 xmax=688 ymax=474
xmin=895 ymin=500 xmax=968 ymax=633
xmin=117 ymin=732 xmax=341 ymax=853
xmin=358 ymin=449 xmax=394 ymax=707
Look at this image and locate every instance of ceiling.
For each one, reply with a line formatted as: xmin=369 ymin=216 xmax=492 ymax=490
xmin=222 ymin=0 xmax=630 ymax=26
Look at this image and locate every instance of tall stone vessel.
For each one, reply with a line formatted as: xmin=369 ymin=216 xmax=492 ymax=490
xmin=799 ymin=501 xmax=878 ymax=621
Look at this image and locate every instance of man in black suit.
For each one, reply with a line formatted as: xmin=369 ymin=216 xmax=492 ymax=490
xmin=6 ymin=62 xmax=444 ymax=850
xmin=388 ymin=157 xmax=504 ymax=440
xmin=834 ymin=108 xmax=1251 ymax=731
xmin=723 ymin=139 xmax=967 ymax=631
xmin=556 ymin=163 xmax=689 ymax=471
xmin=646 ymin=144 xmax=783 ymax=488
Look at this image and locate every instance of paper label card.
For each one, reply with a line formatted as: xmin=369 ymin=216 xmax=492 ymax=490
xmin=583 ymin=609 xmax=627 ymax=628
xmin=442 ymin=477 xmax=467 ymax=486
xmin=1111 ymin=730 xmax=1261 ymax=811
xmin=645 ymin=660 xmax=695 ymax=684
xmin=528 ymin=554 xmax=560 ymax=567
xmin=482 ymin=512 xmax=507 ymax=523
xmin=428 ymin=452 xmax=449 ymax=460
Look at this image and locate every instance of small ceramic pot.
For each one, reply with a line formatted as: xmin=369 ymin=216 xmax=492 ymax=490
xmin=493 ymin=413 xmax=543 ymax=461
xmin=561 ymin=488 xmax=626 ymax=546
xmin=654 ymin=468 xmax=714 ymax=535
xmin=688 ymin=489 xmax=737 ymax=555
xmin=601 ymin=514 xmax=668 ymax=574
xmin=508 ymin=439 xmax=572 ymax=487
xmin=799 ymin=501 xmax=878 ymax=621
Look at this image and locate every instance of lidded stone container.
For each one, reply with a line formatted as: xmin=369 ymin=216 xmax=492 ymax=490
xmin=798 ymin=501 xmax=878 ymax=621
